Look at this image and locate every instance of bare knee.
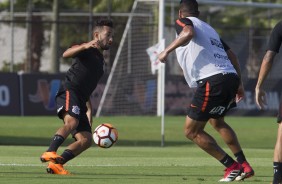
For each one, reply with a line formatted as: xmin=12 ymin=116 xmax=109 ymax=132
xmin=209 ymin=118 xmax=226 ymax=131
xmin=75 ymin=133 xmax=93 ymax=149
xmin=184 ymin=117 xmax=206 ymax=141
xmin=80 ymin=137 xmax=92 ymax=149
xmin=184 ymin=128 xmax=198 ymax=141
xmin=63 ymin=114 xmax=79 ymax=130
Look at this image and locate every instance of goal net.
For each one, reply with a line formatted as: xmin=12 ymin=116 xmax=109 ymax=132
xmin=96 ymin=0 xmax=159 ymax=116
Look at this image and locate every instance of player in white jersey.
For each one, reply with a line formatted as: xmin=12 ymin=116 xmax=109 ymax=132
xmin=158 ymin=0 xmax=254 ymax=182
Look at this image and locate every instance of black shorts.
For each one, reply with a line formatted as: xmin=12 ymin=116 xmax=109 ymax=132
xmin=55 ymin=87 xmax=92 ymax=136
xmin=187 ymin=73 xmax=240 ymax=121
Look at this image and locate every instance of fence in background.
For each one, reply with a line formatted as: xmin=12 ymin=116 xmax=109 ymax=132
xmin=1 ymin=1 xmax=282 ymax=117
xmin=0 ymin=72 xmax=280 ymax=116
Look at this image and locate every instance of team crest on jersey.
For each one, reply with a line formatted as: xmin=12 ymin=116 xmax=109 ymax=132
xmin=72 ymin=105 xmax=80 ymax=115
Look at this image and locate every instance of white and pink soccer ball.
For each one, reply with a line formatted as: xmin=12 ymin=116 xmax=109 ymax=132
xmin=93 ymin=123 xmax=118 ymax=148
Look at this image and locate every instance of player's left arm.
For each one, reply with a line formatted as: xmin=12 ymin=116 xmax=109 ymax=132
xmin=227 ymin=49 xmax=244 ymax=102
xmin=226 ymin=49 xmax=242 ymax=80
xmin=221 ymin=39 xmax=244 ymax=102
xmin=86 ymin=98 xmax=93 ymax=126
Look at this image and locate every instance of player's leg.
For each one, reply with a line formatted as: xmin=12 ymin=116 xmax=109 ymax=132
xmin=40 ymin=112 xmax=79 ymax=163
xmin=43 ymin=113 xmax=79 ymax=175
xmin=209 ymin=117 xmax=254 ymax=180
xmin=47 ymin=113 xmax=92 ymax=175
xmin=272 ymin=122 xmax=282 ymax=184
xmin=63 ymin=131 xmax=93 ymax=159
xmin=41 ymin=88 xmax=80 ymax=163
xmin=62 ymin=111 xmax=93 ymax=158
xmin=61 ymin=112 xmax=92 ymax=159
xmin=184 ymin=116 xmax=226 ymax=159
xmin=184 ymin=116 xmax=241 ymax=182
xmin=46 ymin=131 xmax=92 ymax=175
xmin=187 ymin=73 xmax=242 ymax=182
xmin=209 ymin=118 xmax=241 ymax=153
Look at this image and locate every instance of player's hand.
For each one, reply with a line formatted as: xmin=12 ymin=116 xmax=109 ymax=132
xmin=158 ymin=51 xmax=168 ymax=63
xmin=255 ymin=87 xmax=267 ymax=109
xmin=236 ymin=83 xmax=244 ymax=103
xmin=83 ymin=40 xmax=97 ymax=49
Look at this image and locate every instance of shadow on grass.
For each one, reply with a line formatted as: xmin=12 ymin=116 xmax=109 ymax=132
xmin=0 ymin=136 xmax=190 ymax=147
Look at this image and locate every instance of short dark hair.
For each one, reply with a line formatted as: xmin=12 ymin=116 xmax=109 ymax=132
xmin=94 ymin=18 xmax=113 ymax=28
xmin=179 ymin=0 xmax=199 ymax=16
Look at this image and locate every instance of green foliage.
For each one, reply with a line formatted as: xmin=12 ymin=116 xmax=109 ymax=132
xmin=0 ymin=61 xmax=24 ymax=72
xmin=0 ymin=0 xmax=135 ymax=71
xmin=93 ymin=0 xmax=134 ymax=13
xmin=0 ymin=0 xmax=8 ymax=10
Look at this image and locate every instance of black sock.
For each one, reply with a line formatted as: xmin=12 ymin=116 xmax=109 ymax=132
xmin=60 ymin=149 xmax=75 ymax=164
xmin=234 ymin=150 xmax=246 ymax=164
xmin=47 ymin=134 xmax=65 ymax=152
xmin=273 ymin=162 xmax=282 ymax=184
xmin=220 ymin=154 xmax=235 ymax=168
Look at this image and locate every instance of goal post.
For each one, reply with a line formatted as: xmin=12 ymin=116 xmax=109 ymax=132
xmin=94 ymin=0 xmax=282 ymax=148
xmin=95 ymin=0 xmax=140 ymax=117
xmin=95 ymin=0 xmax=165 ymax=146
xmin=96 ymin=0 xmax=162 ymax=117
xmin=158 ymin=0 xmax=165 ymax=147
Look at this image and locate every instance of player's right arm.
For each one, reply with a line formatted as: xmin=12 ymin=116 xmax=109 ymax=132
xmin=62 ymin=40 xmax=97 ymax=58
xmin=255 ymin=50 xmax=276 ymax=109
xmin=255 ymin=21 xmax=282 ymax=109
xmin=158 ymin=18 xmax=194 ymax=63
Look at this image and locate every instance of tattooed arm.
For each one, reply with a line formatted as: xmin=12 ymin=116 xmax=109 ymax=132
xmin=255 ymin=51 xmax=277 ymax=109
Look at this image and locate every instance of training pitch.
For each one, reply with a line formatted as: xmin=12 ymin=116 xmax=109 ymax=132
xmin=0 ymin=116 xmax=277 ymax=183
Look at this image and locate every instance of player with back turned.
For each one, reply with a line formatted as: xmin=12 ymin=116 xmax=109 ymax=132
xmin=255 ymin=20 xmax=282 ymax=184
xmin=158 ymin=0 xmax=254 ymax=182
xmin=39 ymin=18 xmax=114 ymax=175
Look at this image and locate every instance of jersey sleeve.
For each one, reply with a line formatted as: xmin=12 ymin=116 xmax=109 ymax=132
xmin=175 ymin=18 xmax=194 ymax=35
xmin=267 ymin=21 xmax=282 ymax=53
xmin=220 ymin=39 xmax=230 ymax=51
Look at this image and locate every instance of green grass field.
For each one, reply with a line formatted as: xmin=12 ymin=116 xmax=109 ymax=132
xmin=0 ymin=116 xmax=278 ymax=183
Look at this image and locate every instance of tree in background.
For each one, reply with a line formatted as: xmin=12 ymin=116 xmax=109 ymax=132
xmin=0 ymin=0 xmax=134 ymax=73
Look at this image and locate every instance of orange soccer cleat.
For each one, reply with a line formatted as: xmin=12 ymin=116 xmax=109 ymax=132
xmin=46 ymin=162 xmax=71 ymax=175
xmin=40 ymin=151 xmax=64 ymax=164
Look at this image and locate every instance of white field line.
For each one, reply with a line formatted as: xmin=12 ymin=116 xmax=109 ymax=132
xmin=0 ymin=163 xmax=136 ymax=167
xmin=0 ymin=163 xmax=207 ymax=167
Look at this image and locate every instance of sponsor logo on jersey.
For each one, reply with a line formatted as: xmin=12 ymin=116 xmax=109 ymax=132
xmin=214 ymin=53 xmax=229 ymax=60
xmin=209 ymin=106 xmax=225 ymax=115
xmin=210 ymin=38 xmax=224 ymax=50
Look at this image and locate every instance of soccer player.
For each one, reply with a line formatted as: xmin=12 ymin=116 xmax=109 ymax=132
xmin=158 ymin=0 xmax=253 ymax=182
xmin=40 ymin=18 xmax=114 ymax=174
xmin=255 ymin=20 xmax=282 ymax=184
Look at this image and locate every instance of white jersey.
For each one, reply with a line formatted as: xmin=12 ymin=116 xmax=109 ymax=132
xmin=175 ymin=17 xmax=237 ymax=88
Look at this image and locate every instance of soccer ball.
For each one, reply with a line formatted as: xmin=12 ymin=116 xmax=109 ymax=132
xmin=93 ymin=123 xmax=118 ymax=148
